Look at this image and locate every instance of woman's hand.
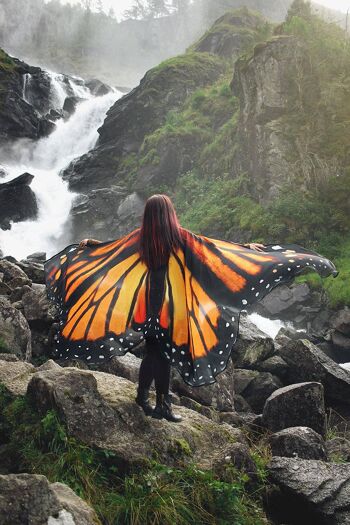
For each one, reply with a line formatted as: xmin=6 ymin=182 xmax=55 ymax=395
xmin=78 ymin=239 xmax=92 ymax=248
xmin=79 ymin=238 xmax=102 ymax=248
xmin=244 ymin=242 xmax=266 ymax=252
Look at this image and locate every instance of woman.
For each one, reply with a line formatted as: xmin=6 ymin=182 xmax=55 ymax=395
xmin=45 ymin=194 xmax=338 ymax=423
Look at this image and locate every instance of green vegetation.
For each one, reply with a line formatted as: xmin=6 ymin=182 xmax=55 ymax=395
xmin=0 ymin=383 xmax=269 ymax=524
xmin=0 ymin=48 xmax=16 ymax=73
xmin=0 ymin=48 xmax=17 ymax=105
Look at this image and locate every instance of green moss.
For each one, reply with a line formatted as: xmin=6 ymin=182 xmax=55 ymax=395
xmin=0 ymin=48 xmax=16 ymax=73
xmin=171 ymin=438 xmax=192 ymax=457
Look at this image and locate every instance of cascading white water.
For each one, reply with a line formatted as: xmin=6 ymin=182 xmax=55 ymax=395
xmin=22 ymin=73 xmax=32 ymax=104
xmin=0 ymin=74 xmax=121 ymax=259
xmin=247 ymin=312 xmax=305 ymax=339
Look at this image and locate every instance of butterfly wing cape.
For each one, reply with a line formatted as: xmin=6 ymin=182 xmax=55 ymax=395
xmin=44 ymin=228 xmax=338 ymax=387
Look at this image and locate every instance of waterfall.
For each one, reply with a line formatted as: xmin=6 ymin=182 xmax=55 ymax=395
xmin=48 ymin=72 xmax=69 ymax=110
xmin=0 ymin=75 xmax=121 ymax=259
xmin=22 ymin=73 xmax=32 ymax=104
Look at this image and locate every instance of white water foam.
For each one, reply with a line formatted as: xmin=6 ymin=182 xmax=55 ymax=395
xmin=0 ymin=74 xmax=121 ymax=259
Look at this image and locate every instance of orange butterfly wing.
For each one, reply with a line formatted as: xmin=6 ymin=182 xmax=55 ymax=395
xmin=45 ymin=229 xmax=150 ymax=362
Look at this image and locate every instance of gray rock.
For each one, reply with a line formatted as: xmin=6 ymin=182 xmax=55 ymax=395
xmin=256 ymin=283 xmax=311 ymax=317
xmin=100 ymin=352 xmax=141 ymax=383
xmin=331 ymin=308 xmax=350 ymax=336
xmin=27 ymin=367 xmax=244 ymax=468
xmin=280 ymin=338 xmax=350 ymax=405
xmin=68 ymin=186 xmax=127 ymax=241
xmin=63 ymin=95 xmax=83 ymax=116
xmin=269 ymin=426 xmax=327 ymax=460
xmin=331 ymin=330 xmax=350 ymax=350
xmin=117 ymin=192 xmax=144 ymax=222
xmin=234 ymin=394 xmax=253 ymax=413
xmin=0 ymin=353 xmax=19 ymax=362
xmin=17 ymin=259 xmax=45 ymax=283
xmin=255 ymin=355 xmax=289 ymax=381
xmin=242 ymin=372 xmax=283 ymax=413
xmin=0 ymin=473 xmax=99 ymax=525
xmin=0 ymin=359 xmax=35 ymax=395
xmin=262 ymin=382 xmax=326 ymax=436
xmin=21 ymin=284 xmax=56 ymax=323
xmin=85 ymin=78 xmax=112 ymax=96
xmin=234 ymin=368 xmax=259 ymax=395
xmin=27 ymin=251 xmax=46 ymax=262
xmin=0 ymin=173 xmax=38 ymax=230
xmin=0 ymin=296 xmax=32 ymax=359
xmin=232 ymin=314 xmax=275 ymax=368
xmin=0 ymin=259 xmax=31 ymax=290
xmin=180 ymin=396 xmax=214 ymax=419
xmin=268 ymin=457 xmax=350 ymax=524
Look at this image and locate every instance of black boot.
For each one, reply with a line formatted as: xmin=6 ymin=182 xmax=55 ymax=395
xmin=135 ymin=387 xmax=153 ymax=416
xmin=151 ymin=391 xmax=164 ymax=420
xmin=152 ymin=392 xmax=182 ymax=423
xmin=163 ymin=394 xmax=182 ymax=423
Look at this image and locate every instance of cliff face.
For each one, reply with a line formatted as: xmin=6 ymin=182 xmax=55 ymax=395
xmin=231 ymin=35 xmax=311 ymax=203
xmin=0 ymin=49 xmax=53 ymax=143
xmin=62 ymin=53 xmax=226 ymax=192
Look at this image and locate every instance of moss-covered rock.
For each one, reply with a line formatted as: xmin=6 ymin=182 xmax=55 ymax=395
xmin=27 ymin=366 xmax=246 ymax=469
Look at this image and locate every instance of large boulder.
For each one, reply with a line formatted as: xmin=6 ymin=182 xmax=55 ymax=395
xmin=0 ymin=296 xmax=32 ymax=359
xmin=239 ymin=371 xmax=283 ymax=413
xmin=0 ymin=173 xmax=38 ymax=230
xmin=21 ymin=284 xmax=56 ymax=323
xmin=0 ymin=473 xmax=99 ymax=525
xmin=234 ymin=368 xmax=282 ymax=413
xmin=69 ymin=186 xmax=126 ymax=241
xmin=255 ymin=355 xmax=289 ymax=382
xmin=280 ymin=338 xmax=350 ymax=405
xmin=268 ymin=457 xmax=350 ymax=525
xmin=27 ymin=367 xmax=245 ymax=469
xmin=232 ymin=314 xmax=275 ymax=368
xmin=269 ymin=426 xmax=327 ymax=460
xmin=262 ymin=382 xmax=326 ymax=436
xmin=0 ymin=258 xmax=31 ymax=290
xmin=255 ymin=283 xmax=311 ymax=317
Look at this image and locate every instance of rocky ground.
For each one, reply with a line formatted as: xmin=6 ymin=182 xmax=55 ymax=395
xmin=0 ymin=252 xmax=350 ymax=524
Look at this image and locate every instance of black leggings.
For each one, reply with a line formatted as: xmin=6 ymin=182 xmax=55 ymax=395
xmin=138 ymin=337 xmax=171 ymax=394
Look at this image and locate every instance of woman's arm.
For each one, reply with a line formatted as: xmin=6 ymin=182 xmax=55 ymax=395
xmin=243 ymin=242 xmax=266 ymax=252
xmin=78 ymin=238 xmax=103 ymax=248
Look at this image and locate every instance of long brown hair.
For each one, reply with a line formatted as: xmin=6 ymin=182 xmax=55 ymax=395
xmin=139 ymin=194 xmax=182 ymax=269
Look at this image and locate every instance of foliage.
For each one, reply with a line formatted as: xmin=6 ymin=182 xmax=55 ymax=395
xmin=0 ymin=384 xmax=268 ymax=524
